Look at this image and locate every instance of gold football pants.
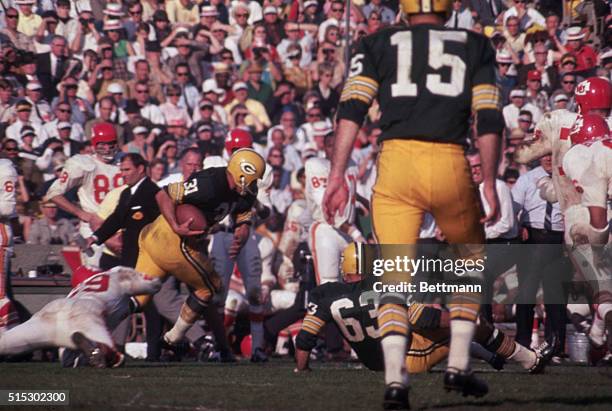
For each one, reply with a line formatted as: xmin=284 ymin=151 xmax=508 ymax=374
xmin=373 ymin=140 xmax=485 ymax=328
xmin=134 ymin=215 xmax=221 ymax=307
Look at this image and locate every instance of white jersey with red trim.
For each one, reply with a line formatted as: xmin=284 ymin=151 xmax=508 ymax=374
xmin=527 ymin=109 xmax=580 ymax=212
xmin=46 ymin=154 xmax=122 ymax=214
xmin=0 ymin=159 xmax=17 ymax=218
xmin=305 ymin=157 xmax=358 ymax=227
xmin=566 ymin=140 xmax=612 ymax=209
xmin=65 ymin=267 xmax=161 ymax=328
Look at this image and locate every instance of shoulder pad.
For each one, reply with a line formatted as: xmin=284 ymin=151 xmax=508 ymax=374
xmin=67 ymin=154 xmax=97 ymax=172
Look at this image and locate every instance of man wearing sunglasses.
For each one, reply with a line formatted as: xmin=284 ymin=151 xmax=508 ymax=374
xmin=0 ymin=7 xmax=34 ymax=52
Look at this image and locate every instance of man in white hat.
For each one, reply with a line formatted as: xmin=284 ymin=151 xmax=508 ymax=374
xmin=495 ymin=50 xmax=517 ymax=105
xmin=503 ymin=87 xmax=542 ymax=131
xmin=198 ymin=81 xmax=228 ymax=125
xmin=564 ymin=26 xmax=597 ymax=73
xmin=277 ymin=21 xmax=315 ymax=67
xmin=15 ymin=0 xmax=41 ymax=37
xmin=24 ymin=81 xmax=52 ymax=124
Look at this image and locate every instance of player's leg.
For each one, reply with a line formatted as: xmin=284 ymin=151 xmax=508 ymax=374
xmin=404 ymin=331 xmax=450 ymax=374
xmin=372 ymin=140 xmax=427 ymax=409
xmin=68 ymin=312 xmax=124 ymax=368
xmin=0 ymin=315 xmax=53 ymax=356
xmin=163 ymin=240 xmax=221 ymax=344
xmin=429 ymin=144 xmax=487 ymax=396
xmin=236 ymin=230 xmax=267 ymax=361
xmin=308 ymin=223 xmax=344 ymax=284
xmin=473 ymin=316 xmax=554 ymax=373
xmin=0 ymin=223 xmax=17 ymax=332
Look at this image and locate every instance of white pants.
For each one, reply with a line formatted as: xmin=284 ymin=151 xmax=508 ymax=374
xmin=0 ymin=299 xmax=113 ymax=356
xmin=0 ymin=222 xmax=17 ymax=331
xmin=308 ymin=222 xmax=350 ymax=284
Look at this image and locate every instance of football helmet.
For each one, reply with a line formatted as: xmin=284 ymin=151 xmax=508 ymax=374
xmin=91 ymin=122 xmax=118 ymax=162
xmin=569 ymin=114 xmax=610 ymax=146
xmin=227 ymin=148 xmax=265 ymax=196
xmin=340 ymin=242 xmax=365 ymax=283
xmin=400 ymin=0 xmax=452 ymax=16
xmin=225 ymin=128 xmax=253 ymax=155
xmin=575 ymin=77 xmax=611 ymax=114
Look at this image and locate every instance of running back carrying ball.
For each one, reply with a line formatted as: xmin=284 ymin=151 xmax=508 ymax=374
xmin=176 ymin=204 xmax=208 ymax=233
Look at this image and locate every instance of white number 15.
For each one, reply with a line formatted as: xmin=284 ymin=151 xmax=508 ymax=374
xmin=391 ymin=30 xmax=467 ymax=98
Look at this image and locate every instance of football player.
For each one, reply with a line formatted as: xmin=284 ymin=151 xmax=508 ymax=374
xmin=0 ymin=158 xmax=18 ymax=332
xmin=45 ymin=122 xmax=122 ymax=266
xmin=295 ymin=244 xmax=554 ymax=375
xmin=306 ymin=129 xmax=363 ymax=285
xmin=133 ymin=148 xmax=266 ymax=349
xmin=0 ymin=267 xmax=161 ymax=368
xmin=516 ymin=76 xmax=611 ymax=364
xmin=563 ymin=115 xmax=612 ymax=361
xmin=323 ymin=1 xmax=503 ymax=407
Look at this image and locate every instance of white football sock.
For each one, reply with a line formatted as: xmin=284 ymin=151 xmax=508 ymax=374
xmin=447 ymin=320 xmax=475 ymax=371
xmin=381 ymin=335 xmax=409 ymax=386
xmin=508 ymin=342 xmax=536 ymax=369
xmin=165 ymin=316 xmax=192 ymax=344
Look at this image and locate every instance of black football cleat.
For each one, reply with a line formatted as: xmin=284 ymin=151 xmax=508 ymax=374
xmin=383 ymin=383 xmax=410 ymax=410
xmin=161 ymin=335 xmax=191 ymax=359
xmin=444 ymin=368 xmax=488 ymax=398
xmin=529 ymin=339 xmax=555 ymax=374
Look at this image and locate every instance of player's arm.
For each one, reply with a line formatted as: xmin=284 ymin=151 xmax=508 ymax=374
xmin=229 ymin=196 xmax=256 ymax=259
xmin=472 ymin=38 xmax=504 ymax=225
xmin=45 ymin=159 xmax=96 ymax=222
xmin=324 ymin=37 xmax=379 ymax=223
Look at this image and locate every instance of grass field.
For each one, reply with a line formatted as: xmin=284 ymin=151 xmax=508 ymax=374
xmin=1 ymin=359 xmax=611 ymax=411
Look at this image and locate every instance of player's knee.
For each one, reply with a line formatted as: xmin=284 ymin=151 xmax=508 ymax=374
xmin=186 ymin=290 xmax=211 ymax=315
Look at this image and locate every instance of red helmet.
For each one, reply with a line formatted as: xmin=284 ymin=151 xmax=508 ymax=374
xmin=91 ymin=122 xmax=118 ymax=146
xmin=574 ymin=77 xmax=611 ymax=114
xmin=225 ymin=128 xmax=253 ymax=155
xmin=569 ymin=114 xmax=610 ymax=146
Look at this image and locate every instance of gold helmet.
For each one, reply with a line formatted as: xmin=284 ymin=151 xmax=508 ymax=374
xmin=341 ymin=242 xmax=365 ymax=283
xmin=400 ymin=0 xmax=452 ymax=16
xmin=227 ymin=148 xmax=266 ymax=196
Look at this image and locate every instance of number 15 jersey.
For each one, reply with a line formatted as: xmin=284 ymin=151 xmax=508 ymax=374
xmin=338 ymin=24 xmax=503 ymax=145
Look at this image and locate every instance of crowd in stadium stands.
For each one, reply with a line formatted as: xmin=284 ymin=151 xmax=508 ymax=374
xmin=0 ymin=0 xmax=611 ymax=360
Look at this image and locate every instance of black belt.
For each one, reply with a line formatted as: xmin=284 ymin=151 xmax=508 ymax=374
xmin=526 ymin=227 xmax=563 ymax=235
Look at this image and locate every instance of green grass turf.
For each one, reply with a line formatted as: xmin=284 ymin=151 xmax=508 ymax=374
xmin=0 ymin=360 xmax=611 ymax=411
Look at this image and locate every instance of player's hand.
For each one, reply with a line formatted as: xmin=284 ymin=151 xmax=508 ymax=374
xmin=480 ymin=182 xmax=500 ymax=226
xmin=229 ymin=224 xmax=250 ymax=260
xmin=173 ymin=218 xmax=205 ymax=237
xmin=322 ymin=175 xmax=348 ymax=224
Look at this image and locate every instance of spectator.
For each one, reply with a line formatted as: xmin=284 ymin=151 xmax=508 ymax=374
xmin=166 ymin=0 xmax=199 ymax=25
xmin=496 ymin=50 xmax=517 ymax=105
xmin=503 ymin=16 xmax=526 ymax=57
xmin=130 ymin=80 xmax=165 ymax=125
xmin=502 ymin=0 xmax=545 ymax=31
xmin=15 ymin=0 xmax=42 ymax=37
xmin=0 ymin=7 xmax=35 ymax=52
xmin=524 ymin=70 xmax=549 ymax=113
xmin=225 ymin=81 xmax=271 ymax=130
xmin=557 ymin=72 xmax=577 ymax=111
xmin=518 ymin=43 xmax=558 ymax=93
xmin=160 ymin=83 xmax=192 ymax=128
xmin=362 ymin=0 xmax=394 ymax=25
xmin=148 ymin=158 xmax=167 ymax=183
xmin=445 ymin=0 xmax=473 ymax=30
xmin=27 ymin=201 xmax=75 ymax=245
xmin=246 ymin=62 xmax=273 ymax=107
xmin=564 ymin=26 xmax=598 ymax=76
xmin=174 ymin=62 xmax=199 ymax=116
xmin=44 ymin=101 xmax=85 ymax=143
xmin=123 ymin=125 xmax=154 ymax=162
xmin=155 ymin=138 xmax=180 ymax=175
xmin=36 ymin=35 xmax=68 ymax=102
xmin=127 ymin=59 xmax=165 ymax=104
xmin=503 ymin=88 xmax=541 ymax=131
xmin=470 ymin=0 xmax=503 ymax=26
xmin=52 ymin=76 xmax=94 ymax=126
xmin=6 ymin=100 xmax=49 ymax=148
